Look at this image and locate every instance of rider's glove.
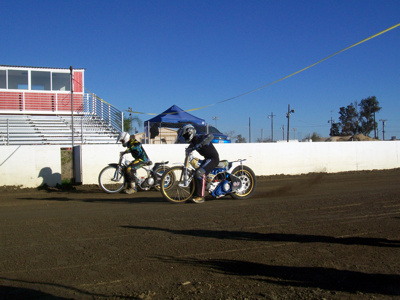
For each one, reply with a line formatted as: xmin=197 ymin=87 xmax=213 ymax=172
xmin=186 ymin=147 xmax=193 ymax=154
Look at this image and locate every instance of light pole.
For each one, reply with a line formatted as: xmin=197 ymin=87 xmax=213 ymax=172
xmin=70 ymin=66 xmax=74 ymax=148
xmin=128 ymin=107 xmax=133 ymax=134
xmin=286 ymin=104 xmax=295 ymax=142
xmin=268 ymin=112 xmax=275 ymax=142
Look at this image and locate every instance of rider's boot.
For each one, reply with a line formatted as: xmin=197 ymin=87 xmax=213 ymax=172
xmin=192 ymin=196 xmax=205 ymax=203
xmin=124 ymin=181 xmax=136 ymax=194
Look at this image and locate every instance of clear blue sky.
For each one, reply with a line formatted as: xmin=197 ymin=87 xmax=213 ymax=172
xmin=2 ymin=0 xmax=400 ymax=141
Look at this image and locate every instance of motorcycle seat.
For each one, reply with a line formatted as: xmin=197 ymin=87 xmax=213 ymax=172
xmin=217 ymin=160 xmax=229 ymax=168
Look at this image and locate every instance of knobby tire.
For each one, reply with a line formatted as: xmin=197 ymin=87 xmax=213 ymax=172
xmin=231 ymin=165 xmax=256 ymax=199
xmin=98 ymin=165 xmax=125 ymax=193
xmin=160 ymin=166 xmax=195 ymax=203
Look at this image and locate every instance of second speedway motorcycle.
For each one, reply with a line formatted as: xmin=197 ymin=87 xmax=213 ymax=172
xmin=160 ymin=147 xmax=256 ymax=203
xmin=98 ymin=154 xmax=170 ymax=193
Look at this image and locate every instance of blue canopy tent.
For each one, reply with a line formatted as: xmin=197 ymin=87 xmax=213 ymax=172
xmin=145 ymin=105 xmax=205 ymax=126
xmin=144 ymin=105 xmax=205 ymax=140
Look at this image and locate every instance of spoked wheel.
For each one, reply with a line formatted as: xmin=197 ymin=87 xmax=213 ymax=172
xmin=154 ymin=166 xmax=170 ymax=191
xmin=160 ymin=166 xmax=195 ymax=203
xmin=231 ymin=166 xmax=257 ymax=199
xmin=98 ymin=165 xmax=126 ymax=193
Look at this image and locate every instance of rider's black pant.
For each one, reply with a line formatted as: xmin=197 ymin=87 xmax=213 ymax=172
xmin=194 ymin=157 xmax=219 ymax=197
xmin=126 ymin=159 xmax=147 ymax=187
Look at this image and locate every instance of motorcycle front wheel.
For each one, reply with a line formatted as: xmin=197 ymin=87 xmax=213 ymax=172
xmin=160 ymin=167 xmax=195 ymax=203
xmin=231 ymin=165 xmax=257 ymax=199
xmin=98 ymin=165 xmax=126 ymax=193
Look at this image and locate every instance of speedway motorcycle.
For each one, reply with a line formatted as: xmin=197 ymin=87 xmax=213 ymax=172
xmin=98 ymin=154 xmax=170 ymax=193
xmin=160 ymin=147 xmax=256 ymax=203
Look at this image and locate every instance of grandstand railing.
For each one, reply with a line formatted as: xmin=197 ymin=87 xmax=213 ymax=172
xmin=0 ymin=92 xmax=124 ymax=145
xmin=0 ymin=91 xmax=124 ymax=132
xmin=82 ymin=93 xmax=124 ymax=133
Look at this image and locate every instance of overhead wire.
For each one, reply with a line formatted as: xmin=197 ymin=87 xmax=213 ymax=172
xmin=81 ymin=22 xmax=400 ymax=116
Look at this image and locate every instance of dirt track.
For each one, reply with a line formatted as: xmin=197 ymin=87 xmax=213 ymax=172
xmin=1 ymin=169 xmax=400 ymax=299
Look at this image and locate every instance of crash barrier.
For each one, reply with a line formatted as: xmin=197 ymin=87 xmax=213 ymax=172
xmin=0 ymin=141 xmax=399 ymax=188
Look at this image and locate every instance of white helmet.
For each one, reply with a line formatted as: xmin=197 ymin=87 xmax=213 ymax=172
xmin=117 ymin=131 xmax=130 ymax=146
xmin=179 ymin=124 xmax=196 ymax=143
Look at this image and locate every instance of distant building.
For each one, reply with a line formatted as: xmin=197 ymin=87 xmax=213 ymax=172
xmin=134 ymin=127 xmax=178 ymax=144
xmin=0 ymin=65 xmax=85 ymax=114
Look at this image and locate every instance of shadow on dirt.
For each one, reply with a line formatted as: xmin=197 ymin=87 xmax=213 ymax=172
xmin=36 ymin=184 xmax=99 ymax=193
xmin=0 ymin=277 xmax=130 ymax=299
xmin=156 ymin=257 xmax=400 ymax=296
xmin=122 ymin=226 xmax=400 ymax=248
xmin=0 ymin=285 xmax=70 ymax=299
xmin=17 ymin=195 xmax=165 ymax=204
xmin=15 ymin=185 xmax=166 ymax=203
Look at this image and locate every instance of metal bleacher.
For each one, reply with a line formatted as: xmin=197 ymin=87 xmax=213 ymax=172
xmin=0 ymin=114 xmax=120 ymax=146
xmin=0 ymin=91 xmax=125 ymax=146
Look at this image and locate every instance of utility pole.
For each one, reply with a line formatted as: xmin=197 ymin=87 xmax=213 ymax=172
xmin=212 ymin=116 xmax=218 ymax=127
xmin=374 ymin=109 xmax=377 ymax=139
xmin=292 ymin=128 xmax=297 ymax=140
xmin=379 ymin=119 xmax=387 ymax=140
xmin=281 ymin=125 xmax=285 ymax=141
xmin=249 ymin=117 xmax=251 ymax=143
xmin=328 ymin=110 xmax=334 ymax=136
xmin=268 ymin=112 xmax=276 ymax=142
xmin=286 ymin=104 xmax=295 ymax=142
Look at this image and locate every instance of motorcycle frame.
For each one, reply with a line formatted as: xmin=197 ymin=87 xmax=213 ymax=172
xmin=112 ymin=155 xmax=168 ymax=188
xmin=176 ymin=148 xmax=247 ymax=189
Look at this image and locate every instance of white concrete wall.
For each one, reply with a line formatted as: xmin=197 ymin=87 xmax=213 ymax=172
xmin=79 ymin=141 xmax=400 ymax=185
xmin=1 ymin=141 xmax=399 ymax=187
xmin=0 ymin=145 xmax=61 ymax=188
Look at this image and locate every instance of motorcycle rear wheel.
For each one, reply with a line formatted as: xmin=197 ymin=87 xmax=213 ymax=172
xmin=98 ymin=165 xmax=126 ymax=193
xmin=160 ymin=167 xmax=195 ymax=203
xmin=231 ymin=165 xmax=256 ymax=199
xmin=153 ymin=166 xmax=171 ymax=191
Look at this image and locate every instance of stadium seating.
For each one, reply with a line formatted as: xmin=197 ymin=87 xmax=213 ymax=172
xmin=0 ymin=114 xmax=119 ymax=145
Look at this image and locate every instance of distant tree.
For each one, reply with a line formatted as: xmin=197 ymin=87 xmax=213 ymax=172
xmin=338 ymin=102 xmax=360 ymax=136
xmin=358 ymin=96 xmax=381 ymax=137
xmin=235 ymin=134 xmax=247 ymax=143
xmin=124 ymin=111 xmax=142 ymax=134
xmin=224 ymin=130 xmax=236 ymax=141
xmin=330 ymin=122 xmax=341 ymax=136
xmin=303 ymin=132 xmax=322 ymax=142
xmin=256 ymin=138 xmax=272 ymax=143
xmin=336 ymin=96 xmax=381 ymax=137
